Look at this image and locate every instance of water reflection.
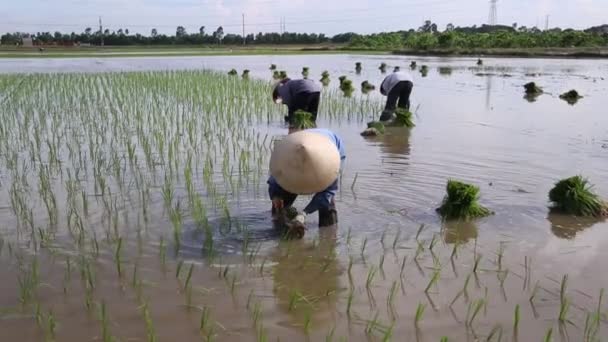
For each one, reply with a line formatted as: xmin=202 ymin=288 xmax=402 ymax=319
xmin=547 ymin=212 xmax=604 ymax=240
xmin=485 ymin=75 xmax=494 ymax=110
xmin=362 ymin=127 xmax=411 ymax=159
xmin=442 ymin=220 xmax=479 ymax=244
xmin=271 ymin=227 xmax=342 ymax=329
xmin=524 ymin=93 xmax=542 ymax=103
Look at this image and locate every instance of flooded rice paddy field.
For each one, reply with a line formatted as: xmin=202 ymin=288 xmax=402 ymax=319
xmin=0 ymin=54 xmax=607 ymax=341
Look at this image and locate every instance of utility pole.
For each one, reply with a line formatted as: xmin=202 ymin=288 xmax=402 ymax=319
xmin=545 ymin=15 xmax=550 ymax=31
xmin=99 ymin=16 xmax=104 ymax=46
xmin=242 ymin=13 xmax=246 ymax=45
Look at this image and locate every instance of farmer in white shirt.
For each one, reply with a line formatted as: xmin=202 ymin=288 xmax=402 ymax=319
xmin=379 ymin=71 xmax=414 ymax=121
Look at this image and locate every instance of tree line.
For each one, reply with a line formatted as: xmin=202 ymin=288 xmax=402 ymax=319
xmin=1 ymin=26 xmax=343 ymax=46
xmin=348 ymin=22 xmax=608 ymax=50
xmin=1 ymin=22 xmax=607 ymax=49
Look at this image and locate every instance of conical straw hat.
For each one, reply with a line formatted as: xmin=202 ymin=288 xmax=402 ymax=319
xmin=270 ymin=131 xmax=341 ymax=195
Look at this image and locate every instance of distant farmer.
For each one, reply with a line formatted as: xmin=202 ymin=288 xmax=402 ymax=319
xmin=272 ymin=78 xmax=322 ymax=124
xmin=379 ymin=71 xmax=414 ymax=121
xmin=268 ymin=124 xmax=345 ymax=231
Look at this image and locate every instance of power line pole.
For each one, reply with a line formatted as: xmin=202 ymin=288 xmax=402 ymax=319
xmin=545 ymin=15 xmax=550 ymax=30
xmin=488 ymin=0 xmax=498 ymax=26
xmin=242 ymin=13 xmax=246 ymax=45
xmin=99 ymin=16 xmax=104 ymax=46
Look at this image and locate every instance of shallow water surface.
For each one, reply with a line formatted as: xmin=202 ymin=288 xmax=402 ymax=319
xmin=0 ymin=54 xmax=607 ymax=341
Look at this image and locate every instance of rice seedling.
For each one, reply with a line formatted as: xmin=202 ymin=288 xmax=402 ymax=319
xmin=437 ymin=180 xmax=493 ymax=220
xmin=414 ymin=303 xmax=426 ymax=326
xmin=559 ymin=90 xmax=583 ymax=105
xmin=379 ymin=63 xmax=387 ymax=73
xmin=467 ymin=299 xmax=485 ymax=327
xmin=242 ymin=69 xmax=250 ymax=79
xmin=228 ymin=69 xmax=238 ymax=76
xmin=366 ymin=266 xmax=378 ymax=289
xmin=544 ymin=327 xmax=553 ymax=342
xmin=513 ymin=304 xmax=520 ymax=331
xmin=425 ymin=269 xmax=440 ymax=294
xmin=549 ymin=176 xmax=607 ymax=217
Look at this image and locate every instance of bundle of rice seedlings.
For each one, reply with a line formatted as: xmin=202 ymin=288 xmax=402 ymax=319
xmin=361 ymin=81 xmax=375 ymax=93
xmin=291 ymin=110 xmax=316 ymax=130
xmin=302 ymin=67 xmax=310 ymax=78
xmin=360 ymin=128 xmax=381 ymax=137
xmin=338 ymin=75 xmax=347 ymax=86
xmin=559 ymin=90 xmax=583 ymax=105
xmin=272 ymin=71 xmax=281 ymax=80
xmin=420 ymin=65 xmax=429 ymax=77
xmin=410 ymin=61 xmax=417 ymax=69
xmin=366 ymin=121 xmax=385 ymax=134
xmin=477 ymin=58 xmax=483 ymax=66
xmin=340 ymin=79 xmax=355 ymax=96
xmin=379 ymin=63 xmax=387 ymax=73
xmin=524 ymin=82 xmax=543 ymax=95
xmin=228 ymin=69 xmax=238 ymax=76
xmin=242 ymin=69 xmax=250 ymax=79
xmin=549 ymin=176 xmax=607 ymax=217
xmin=394 ymin=66 xmax=401 ymax=72
xmin=390 ymin=108 xmax=415 ymax=128
xmin=355 ymin=62 xmax=362 ymax=72
xmin=437 ymin=180 xmax=493 ymax=220
xmin=279 ymin=71 xmax=288 ymax=80
xmin=270 ymin=64 xmax=277 ymax=70
xmin=320 ymin=71 xmax=330 ymax=86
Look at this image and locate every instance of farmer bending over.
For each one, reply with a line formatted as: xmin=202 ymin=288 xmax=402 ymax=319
xmin=273 ymin=78 xmax=322 ymax=124
xmin=379 ymin=71 xmax=414 ymax=121
xmin=268 ymin=123 xmax=345 ymax=228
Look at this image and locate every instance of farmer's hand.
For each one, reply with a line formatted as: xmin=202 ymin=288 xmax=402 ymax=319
xmin=294 ymin=213 xmax=306 ymax=225
xmin=272 ymin=198 xmax=284 ymax=210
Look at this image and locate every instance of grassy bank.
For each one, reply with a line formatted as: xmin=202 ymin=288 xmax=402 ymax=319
xmin=0 ymin=44 xmax=382 ymax=58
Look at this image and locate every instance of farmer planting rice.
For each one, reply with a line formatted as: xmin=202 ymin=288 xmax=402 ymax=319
xmin=268 ymin=119 xmax=345 ymax=235
xmin=379 ymin=70 xmax=414 ymax=122
xmin=272 ymin=78 xmax=322 ymax=124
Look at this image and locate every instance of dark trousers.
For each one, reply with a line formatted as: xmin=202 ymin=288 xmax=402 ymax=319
xmin=385 ymin=81 xmax=413 ymax=111
xmin=287 ymin=91 xmax=321 ymax=123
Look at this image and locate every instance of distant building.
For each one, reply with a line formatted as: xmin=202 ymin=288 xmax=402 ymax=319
xmin=22 ymin=37 xmax=34 ymax=47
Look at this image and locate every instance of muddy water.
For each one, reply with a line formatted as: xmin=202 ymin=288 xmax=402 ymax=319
xmin=1 ymin=55 xmax=608 ymax=341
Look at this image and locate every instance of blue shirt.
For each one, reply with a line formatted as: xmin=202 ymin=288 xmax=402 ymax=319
xmin=268 ymin=129 xmax=346 ymax=214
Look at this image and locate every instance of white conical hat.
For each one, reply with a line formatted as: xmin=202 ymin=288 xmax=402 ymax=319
xmin=270 ymin=131 xmax=340 ymax=195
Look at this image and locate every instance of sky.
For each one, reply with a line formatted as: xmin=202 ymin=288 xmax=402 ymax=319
xmin=1 ymin=0 xmax=607 ymax=36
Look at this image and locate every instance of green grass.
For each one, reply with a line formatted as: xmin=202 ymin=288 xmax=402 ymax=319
xmin=437 ymin=180 xmax=493 ymax=220
xmin=549 ymin=176 xmax=606 ymax=217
